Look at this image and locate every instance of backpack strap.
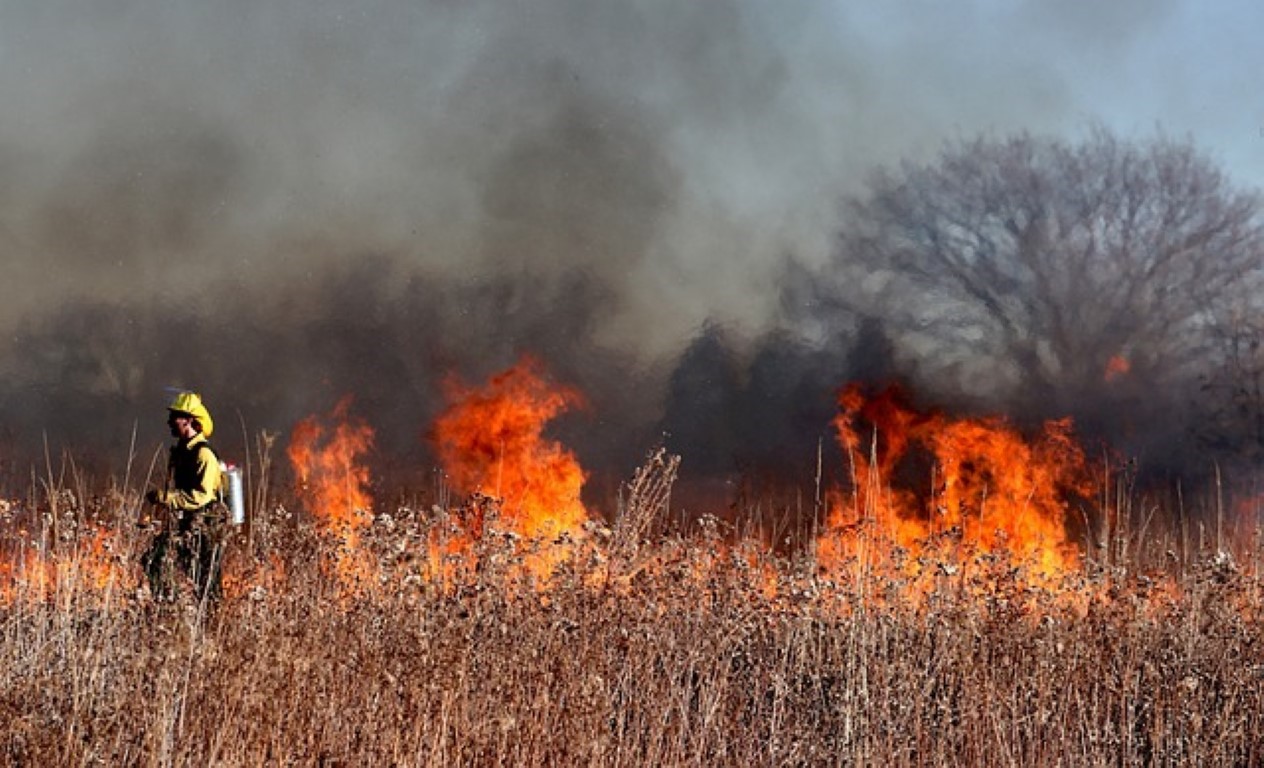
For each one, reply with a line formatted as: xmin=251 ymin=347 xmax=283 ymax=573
xmin=195 ymin=440 xmax=227 ymax=503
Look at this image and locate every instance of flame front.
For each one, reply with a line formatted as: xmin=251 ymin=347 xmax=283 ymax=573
xmin=1 ymin=524 xmax=133 ymax=607
xmin=0 ymin=374 xmax=1137 ymax=613
xmin=433 ymin=357 xmax=588 ymax=539
xmin=819 ymin=384 xmax=1093 ymax=592
xmin=287 ymin=396 xmax=375 ymax=587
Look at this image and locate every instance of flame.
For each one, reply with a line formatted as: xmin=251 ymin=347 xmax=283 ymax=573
xmin=433 ymin=357 xmax=588 ymax=539
xmin=287 ymin=396 xmax=375 ymax=588
xmin=223 ymin=552 xmax=288 ymax=601
xmin=819 ymin=384 xmax=1093 ymax=596
xmin=431 ymin=357 xmax=589 ymax=582
xmin=1 ymin=524 xmax=133 ymax=607
xmin=1105 ymin=354 xmax=1131 ymax=382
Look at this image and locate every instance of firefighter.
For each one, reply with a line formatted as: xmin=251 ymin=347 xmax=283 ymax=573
xmin=142 ymin=391 xmax=225 ymax=603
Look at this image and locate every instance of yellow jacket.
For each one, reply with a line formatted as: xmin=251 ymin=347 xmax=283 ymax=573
xmin=158 ymin=433 xmax=222 ymax=512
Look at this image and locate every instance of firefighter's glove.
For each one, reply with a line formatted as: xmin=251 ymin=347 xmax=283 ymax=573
xmin=146 ymin=489 xmax=168 ymax=506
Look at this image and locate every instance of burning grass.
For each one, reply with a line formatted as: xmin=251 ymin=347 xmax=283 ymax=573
xmin=2 ymin=366 xmax=1264 ymax=764
xmin=0 ymin=472 xmax=1262 ymax=766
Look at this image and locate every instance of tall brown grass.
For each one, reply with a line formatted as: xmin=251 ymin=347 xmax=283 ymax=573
xmin=0 ymin=454 xmax=1262 ymax=766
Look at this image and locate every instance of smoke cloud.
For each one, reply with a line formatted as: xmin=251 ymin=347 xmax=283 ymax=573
xmin=0 ymin=0 xmax=1230 ymax=503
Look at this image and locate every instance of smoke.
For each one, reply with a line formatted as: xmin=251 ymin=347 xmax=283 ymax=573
xmin=0 ymin=0 xmax=838 ymax=346
xmin=2 ymin=1 xmax=1185 ymax=327
xmin=0 ymin=0 xmax=1218 ymax=499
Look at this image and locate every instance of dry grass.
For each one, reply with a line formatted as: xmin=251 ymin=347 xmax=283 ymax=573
xmin=1 ymin=462 xmax=1263 ymax=767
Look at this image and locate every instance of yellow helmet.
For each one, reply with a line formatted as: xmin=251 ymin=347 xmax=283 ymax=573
xmin=167 ymin=391 xmax=215 ymax=438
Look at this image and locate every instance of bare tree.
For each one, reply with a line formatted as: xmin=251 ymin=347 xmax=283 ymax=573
xmin=835 ymin=128 xmax=1264 ymax=436
xmin=1199 ymin=302 xmax=1264 ymax=465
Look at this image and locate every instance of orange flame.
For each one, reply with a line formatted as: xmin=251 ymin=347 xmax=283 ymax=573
xmin=1 ymin=525 xmax=133 ymax=607
xmin=433 ymin=357 xmax=588 ymax=539
xmin=819 ymin=384 xmax=1093 ymax=594
xmin=287 ymin=396 xmax=375 ymax=587
xmin=1105 ymin=354 xmax=1131 ymax=382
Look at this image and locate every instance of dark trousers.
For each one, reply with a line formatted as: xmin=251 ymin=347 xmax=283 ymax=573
xmin=142 ymin=508 xmax=225 ymax=603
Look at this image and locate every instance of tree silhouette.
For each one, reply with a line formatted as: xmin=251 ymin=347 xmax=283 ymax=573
xmin=835 ymin=129 xmax=1264 ymax=445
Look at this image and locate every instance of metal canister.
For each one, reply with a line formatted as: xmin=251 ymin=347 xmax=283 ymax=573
xmin=221 ymin=462 xmax=246 ymax=525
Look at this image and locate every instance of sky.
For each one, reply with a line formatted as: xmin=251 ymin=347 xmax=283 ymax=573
xmin=0 ymin=0 xmax=1262 ymax=473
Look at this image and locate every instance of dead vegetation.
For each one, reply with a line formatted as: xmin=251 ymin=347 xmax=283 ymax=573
xmin=0 ymin=456 xmax=1263 ymax=767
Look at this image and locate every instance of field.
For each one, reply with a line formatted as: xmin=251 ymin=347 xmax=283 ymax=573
xmin=2 ymin=364 xmax=1264 ymax=766
xmin=1 ymin=457 xmax=1262 ymax=767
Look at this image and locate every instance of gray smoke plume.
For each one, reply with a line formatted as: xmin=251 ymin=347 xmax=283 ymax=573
xmin=1 ymin=0 xmax=1228 ymax=505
